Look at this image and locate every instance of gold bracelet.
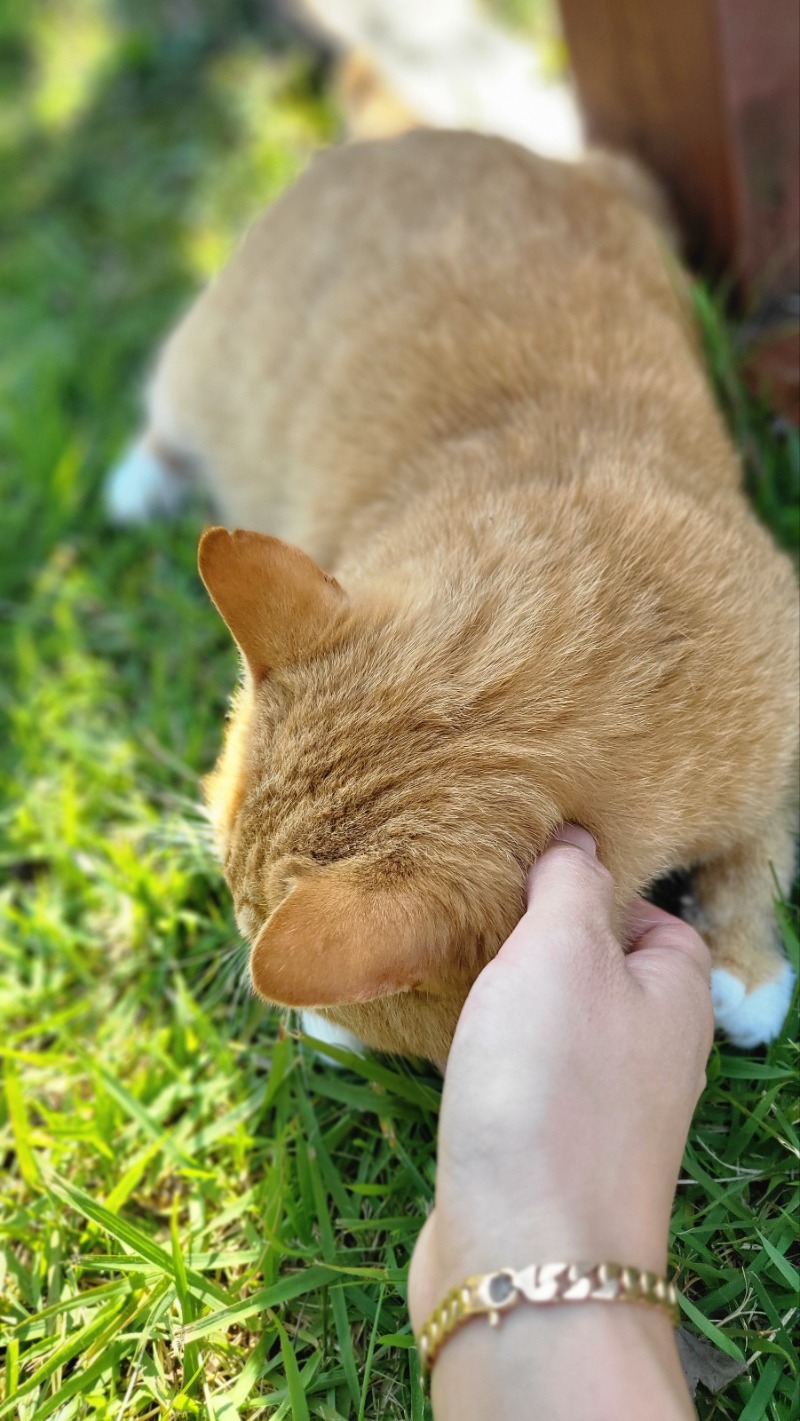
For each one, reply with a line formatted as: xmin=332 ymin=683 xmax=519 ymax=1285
xmin=417 ymin=1261 xmax=680 ymax=1372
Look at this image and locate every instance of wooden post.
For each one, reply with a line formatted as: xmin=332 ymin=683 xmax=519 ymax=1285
xmin=557 ymin=0 xmax=800 ymax=419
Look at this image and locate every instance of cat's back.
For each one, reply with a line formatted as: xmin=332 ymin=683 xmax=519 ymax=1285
xmin=216 ymin=128 xmax=672 ymax=321
xmin=152 ymin=130 xmax=738 ymax=549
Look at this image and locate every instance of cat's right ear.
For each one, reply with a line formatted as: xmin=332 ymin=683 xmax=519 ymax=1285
xmin=249 ymin=869 xmax=436 ymax=1008
xmin=198 ymin=527 xmax=346 ymax=679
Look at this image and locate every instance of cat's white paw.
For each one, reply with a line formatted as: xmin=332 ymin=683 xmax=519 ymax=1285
xmin=300 ymin=1009 xmax=366 ymax=1065
xmin=712 ymin=964 xmax=796 ymax=1049
xmin=104 ymin=441 xmax=187 ymax=525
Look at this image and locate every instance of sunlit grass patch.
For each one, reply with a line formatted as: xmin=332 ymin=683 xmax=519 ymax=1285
xmin=1 ymin=2 xmax=798 ymax=1417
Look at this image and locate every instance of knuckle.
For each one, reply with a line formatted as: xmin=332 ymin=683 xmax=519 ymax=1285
xmin=666 ymin=921 xmax=703 ymax=951
xmin=645 ymin=918 xmax=709 ymax=962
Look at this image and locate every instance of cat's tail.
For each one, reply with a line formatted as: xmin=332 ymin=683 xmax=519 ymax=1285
xmin=103 ymin=428 xmax=197 ymax=526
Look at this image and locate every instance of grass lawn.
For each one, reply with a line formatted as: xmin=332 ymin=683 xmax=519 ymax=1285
xmin=1 ymin=4 xmax=798 ymax=1418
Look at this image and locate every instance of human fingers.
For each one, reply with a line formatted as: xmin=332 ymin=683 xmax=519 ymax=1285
xmin=548 ymin=822 xmax=598 ymax=858
xmin=513 ymin=824 xmax=616 ymax=962
xmin=623 ymin=897 xmax=712 ymax=980
xmin=450 ymin=827 xmax=613 ymax=1043
xmin=623 ymin=898 xmax=714 ymax=1065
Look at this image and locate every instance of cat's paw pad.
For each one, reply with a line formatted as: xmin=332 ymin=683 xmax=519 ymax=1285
xmin=104 ymin=442 xmax=187 ymax=525
xmin=712 ymin=964 xmax=796 ymax=1049
xmin=299 ymin=1009 xmax=365 ymax=1066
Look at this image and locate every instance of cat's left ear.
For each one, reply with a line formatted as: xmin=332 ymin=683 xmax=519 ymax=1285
xmin=198 ymin=526 xmax=346 ymax=679
xmin=249 ymin=870 xmax=435 ymax=1008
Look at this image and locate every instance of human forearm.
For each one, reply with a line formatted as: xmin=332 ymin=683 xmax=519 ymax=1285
xmin=410 ymin=829 xmax=713 ymax=1420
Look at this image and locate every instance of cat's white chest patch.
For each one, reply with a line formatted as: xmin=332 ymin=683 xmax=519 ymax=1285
xmin=300 ymin=1009 xmax=366 ymax=1064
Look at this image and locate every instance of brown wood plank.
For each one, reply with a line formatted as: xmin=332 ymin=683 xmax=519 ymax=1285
xmin=558 ymin=0 xmax=799 ymax=418
xmin=557 ymin=0 xmax=737 ymax=268
xmin=716 ymin=0 xmax=799 ymax=297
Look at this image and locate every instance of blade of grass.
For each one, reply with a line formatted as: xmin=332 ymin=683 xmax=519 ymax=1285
xmin=273 ymin=1313 xmax=312 ymax=1421
xmin=739 ymin=1356 xmax=783 ymax=1421
xmin=678 ymin=1293 xmax=746 ymax=1363
xmin=46 ymin=1177 xmax=229 ymax=1304
xmin=180 ymin=1265 xmax=337 ymax=1342
xmin=357 ymin=1283 xmax=385 ymax=1421
xmin=4 ymin=1057 xmax=40 ymax=1187
xmin=171 ymin=1195 xmax=200 ymax=1398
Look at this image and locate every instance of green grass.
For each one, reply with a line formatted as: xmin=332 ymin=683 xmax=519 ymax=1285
xmin=1 ymin=3 xmax=798 ymax=1418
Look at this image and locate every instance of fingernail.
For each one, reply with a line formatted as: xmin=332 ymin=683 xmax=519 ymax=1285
xmin=552 ymin=823 xmax=597 ymax=857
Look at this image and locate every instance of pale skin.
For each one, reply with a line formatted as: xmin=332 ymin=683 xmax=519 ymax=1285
xmin=409 ymin=825 xmax=714 ymax=1421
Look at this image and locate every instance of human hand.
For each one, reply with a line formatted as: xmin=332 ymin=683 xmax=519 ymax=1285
xmin=409 ymin=824 xmax=714 ymax=1336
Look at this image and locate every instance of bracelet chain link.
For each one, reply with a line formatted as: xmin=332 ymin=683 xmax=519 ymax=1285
xmin=417 ymin=1260 xmax=680 ymax=1372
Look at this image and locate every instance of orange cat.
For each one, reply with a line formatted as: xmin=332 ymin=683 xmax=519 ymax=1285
xmin=106 ymin=131 xmax=799 ymax=1061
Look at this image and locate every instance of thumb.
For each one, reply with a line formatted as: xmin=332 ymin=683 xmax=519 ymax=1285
xmin=507 ymin=823 xmax=615 ymax=968
xmin=450 ymin=826 xmax=612 ymax=1042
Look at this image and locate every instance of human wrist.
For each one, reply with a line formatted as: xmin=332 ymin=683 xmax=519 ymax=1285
xmin=431 ymin=1188 xmax=672 ymax=1291
xmin=436 ymin=1082 xmax=682 ymax=1287
xmin=429 ymin=1293 xmax=694 ymax=1421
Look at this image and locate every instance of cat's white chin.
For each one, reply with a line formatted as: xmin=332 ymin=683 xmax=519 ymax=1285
xmin=300 ymin=1009 xmax=366 ymax=1065
xmin=712 ymin=964 xmax=796 ymax=1049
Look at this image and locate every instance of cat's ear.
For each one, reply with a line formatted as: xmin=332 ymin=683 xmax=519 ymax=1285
xmin=198 ymin=527 xmax=346 ymax=679
xmin=249 ymin=871 xmax=434 ymax=1007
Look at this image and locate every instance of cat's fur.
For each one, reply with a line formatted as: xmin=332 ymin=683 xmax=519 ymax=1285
xmin=107 ymin=131 xmax=799 ymax=1060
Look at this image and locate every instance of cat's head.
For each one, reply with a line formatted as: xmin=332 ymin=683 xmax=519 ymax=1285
xmin=199 ymin=526 xmax=556 ymax=1059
